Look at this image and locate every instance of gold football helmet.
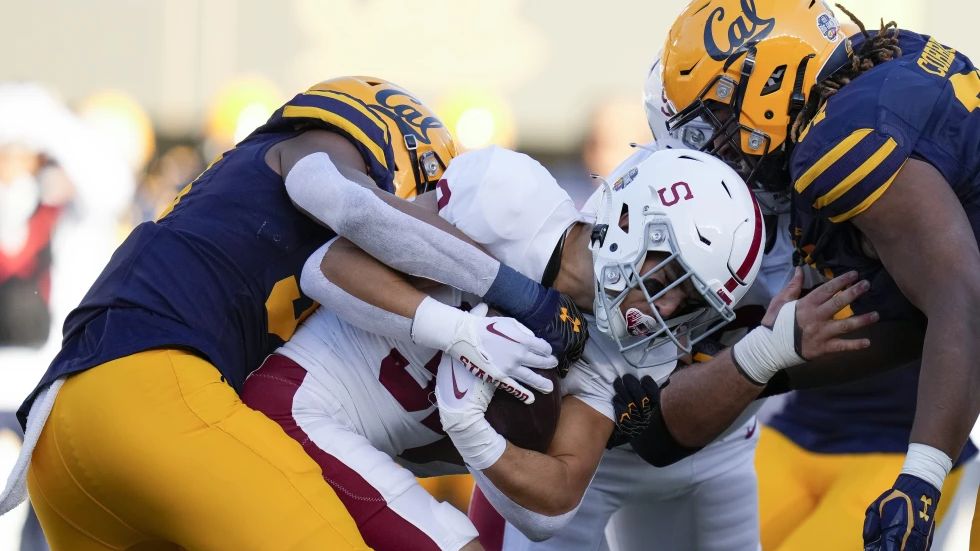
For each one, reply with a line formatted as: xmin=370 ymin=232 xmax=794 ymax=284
xmin=308 ymin=76 xmax=458 ymax=199
xmin=662 ymin=0 xmax=852 ymax=189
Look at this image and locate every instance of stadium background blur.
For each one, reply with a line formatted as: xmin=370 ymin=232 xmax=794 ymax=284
xmin=0 ymin=1 xmax=977 ymax=549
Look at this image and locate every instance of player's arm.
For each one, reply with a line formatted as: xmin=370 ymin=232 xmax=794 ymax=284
xmin=762 ymin=318 xmax=925 ymax=395
xmin=305 ymin=236 xmax=558 ymax=403
xmin=270 ymin=130 xmax=575 ymax=363
xmin=852 ymin=158 xmax=980 ymax=482
xmin=615 ymin=268 xmax=877 ymax=456
xmin=482 ymin=397 xmax=610 ymax=515
xmin=435 ymin=358 xmax=611 ymax=541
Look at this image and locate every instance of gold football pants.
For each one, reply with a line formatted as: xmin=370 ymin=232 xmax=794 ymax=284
xmin=27 ymin=349 xmax=370 ymax=551
xmin=757 ymin=425 xmax=964 ymax=551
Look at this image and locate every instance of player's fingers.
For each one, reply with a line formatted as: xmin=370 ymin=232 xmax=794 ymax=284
xmin=805 ymin=270 xmax=860 ymax=305
xmin=520 ymin=351 xmax=559 ymax=369
xmin=521 ymin=335 xmax=554 ymax=358
xmin=514 ymin=367 xmax=554 ymax=394
xmin=862 ymin=504 xmax=883 ymax=546
xmin=827 ymin=311 xmax=879 ymax=336
xmin=763 ymin=268 xmax=803 ymax=327
xmin=820 ymin=336 xmax=872 ymax=355
xmin=779 ymin=266 xmax=804 ymax=301
xmin=613 ymin=396 xmax=633 ymax=425
xmin=623 ymin=373 xmax=646 ymax=404
xmin=815 ymin=279 xmax=871 ymax=318
xmin=470 ymin=303 xmax=490 ymax=317
xmin=613 ymin=376 xmax=629 ymax=397
xmin=500 ymin=377 xmax=535 ymax=405
xmin=639 ymin=376 xmax=661 ymax=406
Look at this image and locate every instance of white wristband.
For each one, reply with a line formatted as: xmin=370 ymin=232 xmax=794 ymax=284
xmin=445 ymin=415 xmax=507 ymax=470
xmin=411 ymin=296 xmax=466 ymax=352
xmin=732 ymin=300 xmax=804 ymax=384
xmin=902 ymin=443 xmax=952 ymax=491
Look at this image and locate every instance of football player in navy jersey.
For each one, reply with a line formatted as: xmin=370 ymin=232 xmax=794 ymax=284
xmin=0 ymin=77 xmax=588 ymax=551
xmin=658 ymin=1 xmax=980 ymax=549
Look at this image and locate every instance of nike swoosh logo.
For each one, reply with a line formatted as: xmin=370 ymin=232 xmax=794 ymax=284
xmin=450 ymin=359 xmax=468 ymax=399
xmin=745 ymin=420 xmax=757 ymax=439
xmin=486 ymin=322 xmax=519 ymax=343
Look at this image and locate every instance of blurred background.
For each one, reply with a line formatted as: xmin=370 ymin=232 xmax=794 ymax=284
xmin=0 ymin=1 xmax=978 ymax=549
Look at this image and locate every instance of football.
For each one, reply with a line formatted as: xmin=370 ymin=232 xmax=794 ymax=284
xmin=484 ymin=367 xmax=562 ymax=453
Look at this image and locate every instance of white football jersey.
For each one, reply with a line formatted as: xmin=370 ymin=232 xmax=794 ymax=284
xmin=278 ymin=285 xmax=463 ymax=459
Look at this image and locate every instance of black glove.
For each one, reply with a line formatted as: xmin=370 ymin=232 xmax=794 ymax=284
xmin=607 ymin=374 xmax=661 ymax=448
xmin=525 ymin=292 xmax=588 ymax=378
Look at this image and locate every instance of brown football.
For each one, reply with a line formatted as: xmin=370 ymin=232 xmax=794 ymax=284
xmin=484 ymin=368 xmax=562 ymax=453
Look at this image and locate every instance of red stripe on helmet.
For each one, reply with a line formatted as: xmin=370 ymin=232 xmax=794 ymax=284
xmin=733 ymin=196 xmax=763 ymax=284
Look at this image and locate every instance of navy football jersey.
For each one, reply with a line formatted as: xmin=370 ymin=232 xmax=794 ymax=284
xmin=17 ymin=86 xmax=400 ymax=427
xmin=773 ymin=31 xmax=980 ymax=459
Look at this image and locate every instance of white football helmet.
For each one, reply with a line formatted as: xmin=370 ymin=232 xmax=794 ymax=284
xmin=590 ymin=148 xmax=764 ymax=368
xmin=643 ymin=55 xmax=715 ymax=151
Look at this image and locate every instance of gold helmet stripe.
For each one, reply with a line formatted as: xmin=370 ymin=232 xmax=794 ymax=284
xmin=303 ymin=89 xmax=390 ymax=139
xmin=281 ymin=104 xmax=388 ymax=171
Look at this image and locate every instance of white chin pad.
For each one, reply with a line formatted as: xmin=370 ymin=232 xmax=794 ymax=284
xmin=625 ymin=308 xmax=658 ymax=337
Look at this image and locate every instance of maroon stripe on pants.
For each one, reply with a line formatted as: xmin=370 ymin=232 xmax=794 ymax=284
xmin=242 ymin=353 xmax=441 ymax=551
xmin=468 ymin=485 xmax=505 ymax=551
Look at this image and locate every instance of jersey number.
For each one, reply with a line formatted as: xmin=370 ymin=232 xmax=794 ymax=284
xmin=378 ymin=348 xmax=444 ymax=433
xmin=950 ymin=70 xmax=980 ymax=113
xmin=265 ymin=276 xmax=317 ymax=341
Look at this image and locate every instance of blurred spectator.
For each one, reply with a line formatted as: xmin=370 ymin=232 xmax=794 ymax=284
xmin=0 ymin=147 xmax=72 ymax=347
xmin=0 ymin=82 xmax=135 ymax=551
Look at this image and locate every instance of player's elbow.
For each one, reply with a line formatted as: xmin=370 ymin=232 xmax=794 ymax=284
xmin=521 ymin=520 xmax=565 ymax=543
xmin=537 ymin=491 xmax=581 ymax=518
xmin=508 ymin=499 xmax=579 ymax=542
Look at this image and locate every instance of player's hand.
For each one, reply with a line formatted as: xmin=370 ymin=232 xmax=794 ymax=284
xmin=518 ymin=291 xmax=589 ymax=377
xmin=446 ymin=303 xmax=558 ymax=405
xmin=607 ymin=374 xmax=661 ymax=449
xmin=734 ymin=268 xmax=878 ymax=384
xmin=782 ymin=268 xmax=878 ymax=360
xmin=434 ymin=352 xmax=506 ymax=470
xmin=435 ymin=352 xmax=497 ymax=428
xmin=863 ymin=474 xmax=940 ymax=551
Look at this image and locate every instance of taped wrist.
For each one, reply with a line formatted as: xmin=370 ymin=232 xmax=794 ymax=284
xmin=901 ymin=443 xmax=952 ymax=491
xmin=732 ymin=300 xmax=804 ymax=384
xmin=483 ymin=263 xmax=559 ymax=331
xmin=411 ymin=296 xmax=466 ymax=352
xmin=442 ymin=414 xmax=506 ymax=471
xmin=629 ymin=398 xmax=703 ymax=467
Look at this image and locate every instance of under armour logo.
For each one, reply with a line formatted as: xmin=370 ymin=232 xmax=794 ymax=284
xmin=919 ymin=495 xmax=933 ymax=521
xmin=560 ymin=307 xmax=582 ymax=333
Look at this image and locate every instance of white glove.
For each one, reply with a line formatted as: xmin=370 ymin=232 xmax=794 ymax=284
xmin=412 ymin=298 xmax=557 ymax=404
xmin=435 ymin=354 xmax=506 ymax=470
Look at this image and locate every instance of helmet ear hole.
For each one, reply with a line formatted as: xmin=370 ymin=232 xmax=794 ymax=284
xmin=761 ymin=65 xmax=788 ymax=96
xmin=619 ymin=204 xmax=630 ymax=232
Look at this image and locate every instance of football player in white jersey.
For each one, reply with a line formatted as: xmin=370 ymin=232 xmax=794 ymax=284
xmin=486 ymin=56 xmax=800 ymax=551
xmin=239 ymin=143 xmax=876 ymax=550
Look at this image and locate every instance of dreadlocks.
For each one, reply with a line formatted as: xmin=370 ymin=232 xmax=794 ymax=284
xmin=791 ymin=5 xmax=902 ymax=142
